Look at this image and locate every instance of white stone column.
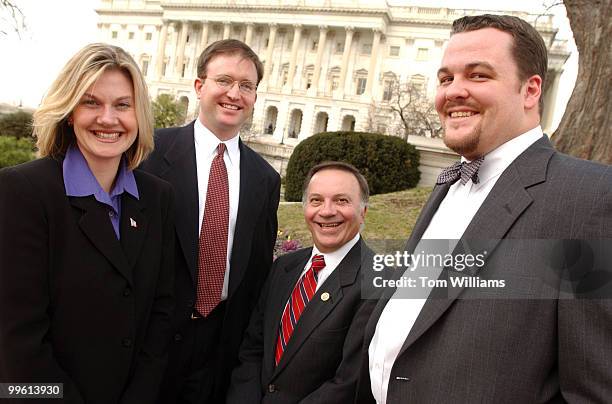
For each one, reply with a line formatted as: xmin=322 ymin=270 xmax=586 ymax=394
xmin=199 ymin=20 xmax=209 ymax=53
xmin=245 ymin=22 xmax=254 ymax=46
xmin=263 ymin=23 xmax=278 ymax=88
xmin=155 ymin=20 xmax=169 ymax=80
xmin=339 ymin=26 xmax=354 ymax=96
xmin=223 ymin=22 xmax=231 ymax=39
xmin=175 ymin=20 xmax=189 ymax=79
xmin=365 ymin=28 xmax=381 ymax=97
xmin=541 ymin=69 xmax=562 ymax=133
xmin=286 ymin=24 xmax=303 ymax=91
xmin=310 ymin=25 xmax=328 ymax=96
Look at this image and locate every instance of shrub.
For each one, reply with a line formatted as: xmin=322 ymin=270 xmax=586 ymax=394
xmin=152 ymin=94 xmax=186 ymax=128
xmin=284 ymin=131 xmax=420 ymax=201
xmin=0 ymin=136 xmax=36 ymax=169
xmin=0 ymin=111 xmax=33 ymax=139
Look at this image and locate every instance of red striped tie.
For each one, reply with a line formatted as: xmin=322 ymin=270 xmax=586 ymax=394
xmin=275 ymin=254 xmax=326 ymax=366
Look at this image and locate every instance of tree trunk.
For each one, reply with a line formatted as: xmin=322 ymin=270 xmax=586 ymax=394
xmin=553 ymin=0 xmax=611 ymax=164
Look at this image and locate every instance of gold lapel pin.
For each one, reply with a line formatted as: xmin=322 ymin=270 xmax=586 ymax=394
xmin=321 ymin=292 xmax=330 ymax=302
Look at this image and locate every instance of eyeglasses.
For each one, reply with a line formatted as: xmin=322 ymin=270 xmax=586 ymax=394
xmin=202 ymin=75 xmax=257 ymax=95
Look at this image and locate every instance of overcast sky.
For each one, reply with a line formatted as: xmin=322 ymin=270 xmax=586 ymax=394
xmin=0 ymin=0 xmax=577 ymax=131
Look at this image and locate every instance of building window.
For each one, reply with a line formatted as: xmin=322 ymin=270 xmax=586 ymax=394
xmin=311 ymin=39 xmax=318 ymax=51
xmin=186 ymin=34 xmax=190 ymax=43
xmin=416 ymin=47 xmax=429 ymax=61
xmin=389 ymin=46 xmax=400 ymax=56
xmin=162 ymin=61 xmax=167 ymax=76
xmin=128 ymin=32 xmax=134 ymax=40
xmin=331 ymin=75 xmax=340 ymax=91
xmin=361 ymin=43 xmax=372 ymax=55
xmin=383 ymin=80 xmax=394 ymax=101
xmin=335 ymin=42 xmax=344 ymax=53
xmin=111 ymin=31 xmax=118 ymax=39
xmin=141 ymin=60 xmax=149 ymax=76
xmin=306 ymin=73 xmax=313 ymax=89
xmin=356 ymin=77 xmax=367 ymax=95
xmin=281 ymin=66 xmax=289 ymax=86
xmin=145 ymin=32 xmax=152 ymax=41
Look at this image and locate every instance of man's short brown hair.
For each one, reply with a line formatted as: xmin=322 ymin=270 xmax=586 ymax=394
xmin=302 ymin=161 xmax=370 ymax=208
xmin=196 ymin=39 xmax=264 ymax=84
xmin=451 ymin=14 xmax=548 ymax=112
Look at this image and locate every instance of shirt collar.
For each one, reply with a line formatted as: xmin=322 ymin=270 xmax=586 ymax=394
xmin=467 ymin=126 xmax=544 ymax=186
xmin=310 ymin=233 xmax=361 ymax=271
xmin=63 ymin=144 xmax=139 ymax=202
xmin=194 ymin=118 xmax=240 ymax=167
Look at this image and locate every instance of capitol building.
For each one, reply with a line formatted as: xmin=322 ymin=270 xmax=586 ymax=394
xmin=96 ymin=0 xmax=570 ymax=181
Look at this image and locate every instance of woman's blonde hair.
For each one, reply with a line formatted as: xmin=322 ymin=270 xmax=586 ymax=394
xmin=34 ymin=43 xmax=153 ymax=169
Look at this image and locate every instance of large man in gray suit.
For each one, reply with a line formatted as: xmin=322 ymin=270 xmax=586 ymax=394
xmin=359 ymin=14 xmax=612 ymax=403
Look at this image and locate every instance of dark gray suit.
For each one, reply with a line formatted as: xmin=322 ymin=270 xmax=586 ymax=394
xmin=228 ymin=239 xmax=378 ymax=404
xmin=357 ymin=136 xmax=612 ymax=403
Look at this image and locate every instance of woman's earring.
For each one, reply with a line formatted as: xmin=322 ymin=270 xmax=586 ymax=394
xmin=68 ymin=117 xmax=73 ymax=126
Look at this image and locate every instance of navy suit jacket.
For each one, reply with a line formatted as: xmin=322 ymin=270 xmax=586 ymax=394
xmin=140 ymin=121 xmax=280 ymax=401
xmin=0 ymin=157 xmax=175 ymax=404
xmin=228 ymin=239 xmax=378 ymax=404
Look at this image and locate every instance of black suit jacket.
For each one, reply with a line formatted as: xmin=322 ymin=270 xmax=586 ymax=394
xmin=0 ymin=157 xmax=175 ymax=404
xmin=228 ymin=239 xmax=378 ymax=404
xmin=140 ymin=121 xmax=280 ymax=401
xmin=357 ymin=136 xmax=612 ymax=403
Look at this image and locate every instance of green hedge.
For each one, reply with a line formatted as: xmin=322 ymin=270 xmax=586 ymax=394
xmin=0 ymin=111 xmax=33 ymax=139
xmin=284 ymin=131 xmax=420 ymax=201
xmin=0 ymin=136 xmax=36 ymax=169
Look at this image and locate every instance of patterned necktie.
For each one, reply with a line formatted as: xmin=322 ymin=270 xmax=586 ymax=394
xmin=275 ymin=254 xmax=326 ymax=366
xmin=195 ymin=143 xmax=229 ymax=317
xmin=436 ymin=156 xmax=485 ymax=185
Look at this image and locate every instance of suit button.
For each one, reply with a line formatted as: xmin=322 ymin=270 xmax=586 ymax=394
xmin=123 ymin=288 xmax=131 ymax=297
xmin=174 ymin=333 xmax=183 ymax=342
xmin=268 ymin=384 xmax=277 ymax=393
xmin=122 ymin=338 xmax=132 ymax=347
xmin=187 ymin=299 xmax=193 ymax=308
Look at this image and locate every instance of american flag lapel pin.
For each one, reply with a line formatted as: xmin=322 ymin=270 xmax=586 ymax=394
xmin=130 ymin=218 xmax=137 ymax=228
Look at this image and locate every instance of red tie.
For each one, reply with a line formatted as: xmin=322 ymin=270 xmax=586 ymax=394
xmin=195 ymin=143 xmax=229 ymax=317
xmin=275 ymin=254 xmax=326 ymax=365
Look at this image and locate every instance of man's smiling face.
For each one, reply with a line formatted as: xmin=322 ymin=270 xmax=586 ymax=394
xmin=304 ymin=168 xmax=366 ymax=254
xmin=435 ymin=28 xmax=533 ymax=160
xmin=194 ymin=53 xmax=257 ymax=140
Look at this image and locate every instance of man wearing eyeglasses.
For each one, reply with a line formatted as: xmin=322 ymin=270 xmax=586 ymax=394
xmin=141 ymin=39 xmax=281 ymax=404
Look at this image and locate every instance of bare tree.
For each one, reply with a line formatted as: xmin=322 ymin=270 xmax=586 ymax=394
xmin=553 ymin=0 xmax=611 ymax=164
xmin=388 ymin=80 xmax=442 ymax=140
xmin=0 ymin=0 xmax=26 ymax=38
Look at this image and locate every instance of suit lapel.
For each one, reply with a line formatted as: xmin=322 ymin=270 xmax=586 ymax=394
xmin=70 ymin=196 xmax=133 ymax=285
xmin=228 ymin=141 xmax=265 ymax=298
xmin=119 ymin=193 xmax=148 ymax=269
xmin=161 ymin=123 xmax=199 ymax=282
xmin=397 ymin=136 xmax=554 ymax=356
xmin=272 ymin=241 xmax=363 ymax=377
xmin=364 ymin=183 xmax=452 ymax=345
xmin=263 ymin=248 xmax=312 ymax=378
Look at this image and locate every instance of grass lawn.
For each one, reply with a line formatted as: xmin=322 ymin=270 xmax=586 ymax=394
xmin=277 ymin=187 xmax=432 ymax=249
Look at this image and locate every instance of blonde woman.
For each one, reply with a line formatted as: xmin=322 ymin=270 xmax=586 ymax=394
xmin=0 ymin=43 xmax=174 ymax=403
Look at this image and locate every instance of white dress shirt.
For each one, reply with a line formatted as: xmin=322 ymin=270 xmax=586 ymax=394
xmin=299 ymin=233 xmax=361 ymax=292
xmin=368 ymin=126 xmax=544 ymax=403
xmin=194 ymin=118 xmax=241 ymax=301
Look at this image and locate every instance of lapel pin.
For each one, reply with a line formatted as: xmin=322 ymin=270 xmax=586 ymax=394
xmin=130 ymin=218 xmax=137 ymax=228
xmin=321 ymin=292 xmax=330 ymax=302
